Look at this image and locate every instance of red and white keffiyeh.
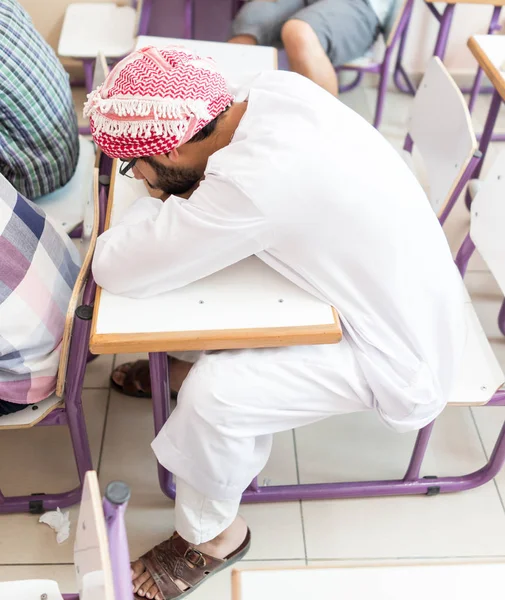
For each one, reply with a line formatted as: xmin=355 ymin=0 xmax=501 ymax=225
xmin=84 ymin=45 xmax=234 ymax=159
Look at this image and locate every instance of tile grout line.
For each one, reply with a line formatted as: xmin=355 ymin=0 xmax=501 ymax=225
xmin=292 ymin=429 xmax=309 ymax=565
xmin=0 ymin=559 xmax=308 ymax=568
xmin=307 ymin=554 xmax=505 ymax=562
xmin=95 ymin=354 xmax=117 ymax=477
xmin=469 ymin=407 xmax=505 ymax=515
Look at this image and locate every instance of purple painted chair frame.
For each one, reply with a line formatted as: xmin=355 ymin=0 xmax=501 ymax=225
xmin=62 ymin=479 xmax=133 ymax=600
xmin=150 ymin=350 xmax=505 ymax=504
xmin=0 ymin=156 xmax=113 ymax=515
xmin=337 ymin=0 xmax=416 ymax=129
xmin=403 ymin=133 xmax=482 ymax=227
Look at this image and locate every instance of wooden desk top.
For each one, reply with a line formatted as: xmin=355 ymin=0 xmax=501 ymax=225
xmin=89 ymin=161 xmax=341 ymax=354
xmin=425 ymin=0 xmax=505 ymax=5
xmin=233 ymin=561 xmax=505 ymax=600
xmin=468 ymin=35 xmax=505 ymax=101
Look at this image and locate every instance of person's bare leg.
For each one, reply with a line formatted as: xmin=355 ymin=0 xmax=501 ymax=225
xmin=170 ymin=358 xmax=192 ymax=393
xmin=228 ymin=33 xmax=258 ymax=45
xmin=132 ymin=515 xmax=248 ymax=599
xmin=281 ymin=19 xmax=338 ymax=96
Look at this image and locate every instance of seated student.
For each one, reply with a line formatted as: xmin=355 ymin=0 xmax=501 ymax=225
xmin=0 ymin=174 xmax=80 ymax=417
xmin=0 ymin=0 xmax=79 ymax=200
xmin=230 ymin=0 xmax=396 ymax=96
xmin=87 ymin=46 xmax=467 ymax=600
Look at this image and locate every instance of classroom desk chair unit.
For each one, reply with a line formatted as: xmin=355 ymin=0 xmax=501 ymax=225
xmin=0 ymin=471 xmax=134 ymax=600
xmin=89 ymin=139 xmax=505 ymax=506
xmin=0 ymin=160 xmax=106 ymax=514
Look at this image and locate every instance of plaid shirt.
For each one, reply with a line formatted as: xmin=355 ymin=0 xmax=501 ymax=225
xmin=0 ymin=0 xmax=79 ymax=200
xmin=0 ymin=174 xmax=80 ymax=404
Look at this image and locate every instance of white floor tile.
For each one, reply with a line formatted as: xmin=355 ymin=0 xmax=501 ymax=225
xmin=99 ymin=390 xmax=303 ymax=561
xmin=339 ymin=86 xmax=374 ymax=125
xmin=0 ymin=389 xmax=108 ymax=564
xmin=465 ymin=271 xmax=505 ymax=344
xmin=364 ymin=88 xmax=412 ymax=136
xmin=98 ymin=390 xmax=172 ymax=561
xmin=472 ymin=406 xmax=505 ymax=507
xmin=84 ymin=353 xmax=115 ymax=389
xmin=189 ymin=560 xmax=304 ymax=600
xmin=299 ymin=408 xmax=505 ymax=559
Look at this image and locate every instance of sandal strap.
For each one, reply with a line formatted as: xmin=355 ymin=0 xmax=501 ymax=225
xmin=139 ymin=533 xmax=225 ymax=599
xmin=121 ymin=360 xmax=152 ymax=396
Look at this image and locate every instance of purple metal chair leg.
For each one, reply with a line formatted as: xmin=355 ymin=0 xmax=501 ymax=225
xmin=150 ymin=352 xmax=176 ymax=499
xmin=104 ymin=481 xmax=134 ymax=600
xmin=137 ymin=0 xmax=153 ymax=36
xmin=428 ymin=3 xmax=456 ymax=60
xmin=466 ymin=6 xmax=502 ymax=113
xmin=185 ymin=0 xmax=195 ymax=39
xmin=62 ymin=480 xmax=133 ymax=600
xmin=499 ymin=300 xmax=505 ymax=336
xmin=393 ymin=20 xmax=416 ymax=96
xmin=373 ymin=50 xmax=393 ymax=129
xmin=455 ymin=234 xmax=476 ymax=278
xmin=439 ymin=151 xmax=482 ymax=225
xmin=473 ymin=90 xmax=502 ymax=181
xmin=0 ymin=297 xmax=95 ymax=514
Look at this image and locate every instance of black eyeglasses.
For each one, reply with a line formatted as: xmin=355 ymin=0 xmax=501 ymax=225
xmin=119 ymin=158 xmax=138 ymax=178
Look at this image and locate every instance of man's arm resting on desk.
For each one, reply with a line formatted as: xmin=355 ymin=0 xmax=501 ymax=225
xmin=92 ymin=174 xmax=270 ymax=297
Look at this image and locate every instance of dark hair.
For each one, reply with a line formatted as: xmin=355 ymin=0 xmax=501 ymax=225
xmin=186 ymin=105 xmax=231 ymax=144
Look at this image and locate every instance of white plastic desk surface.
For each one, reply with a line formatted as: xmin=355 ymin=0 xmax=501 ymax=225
xmin=135 ymin=36 xmax=278 ymax=87
xmin=233 ymin=562 xmax=505 ymax=600
xmin=90 ymin=163 xmax=341 ymax=354
xmin=59 ymin=3 xmax=137 ymax=59
xmin=468 ymin=35 xmax=505 ymax=101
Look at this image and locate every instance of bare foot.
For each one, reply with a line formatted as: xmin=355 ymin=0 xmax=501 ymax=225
xmin=131 ymin=516 xmax=249 ymax=599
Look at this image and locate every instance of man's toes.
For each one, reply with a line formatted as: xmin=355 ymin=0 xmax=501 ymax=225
xmin=131 ymin=559 xmax=145 ymax=580
xmin=145 ymin=582 xmax=160 ymax=599
xmin=133 ymin=569 xmax=152 ymax=594
xmin=111 ymin=363 xmax=131 ymax=387
xmin=138 ymin=576 xmax=155 ymax=598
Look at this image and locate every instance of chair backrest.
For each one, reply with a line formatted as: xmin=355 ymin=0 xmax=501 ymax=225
xmin=406 ymin=57 xmax=477 ymax=218
xmin=469 ymin=150 xmax=505 ymax=295
xmin=75 ymin=471 xmax=115 ymax=600
xmin=93 ymin=51 xmax=110 ymax=89
xmin=384 ymin=0 xmax=413 ymax=47
xmin=56 ymin=159 xmax=100 ymax=397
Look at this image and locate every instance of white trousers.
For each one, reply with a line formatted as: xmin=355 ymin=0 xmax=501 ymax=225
xmin=151 ymin=334 xmax=374 ymax=544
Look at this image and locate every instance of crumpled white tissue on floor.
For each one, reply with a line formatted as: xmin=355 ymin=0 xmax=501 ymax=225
xmin=39 ymin=508 xmax=71 ymax=543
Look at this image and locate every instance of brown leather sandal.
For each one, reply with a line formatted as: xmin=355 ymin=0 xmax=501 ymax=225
xmin=110 ymin=360 xmax=178 ymax=400
xmin=134 ymin=530 xmax=251 ymax=599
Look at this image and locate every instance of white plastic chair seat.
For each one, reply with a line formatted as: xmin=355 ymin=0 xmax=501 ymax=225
xmin=342 ymin=53 xmax=379 ymax=70
xmin=58 ymin=2 xmax=137 ymax=58
xmin=0 ymin=580 xmax=64 ymax=600
xmin=0 ymin=394 xmax=63 ymax=430
xmin=448 ymin=302 xmax=505 ymax=406
xmin=36 ymin=137 xmax=95 ymax=234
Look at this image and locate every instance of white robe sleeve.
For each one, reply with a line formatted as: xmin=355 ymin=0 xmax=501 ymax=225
xmin=92 ymin=173 xmax=270 ymax=298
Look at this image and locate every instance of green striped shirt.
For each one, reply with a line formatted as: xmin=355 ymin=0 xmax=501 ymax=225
xmin=0 ymin=0 xmax=79 ymax=199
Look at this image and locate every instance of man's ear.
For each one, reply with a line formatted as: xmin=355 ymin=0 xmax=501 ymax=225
xmin=167 ymin=147 xmax=180 ymax=163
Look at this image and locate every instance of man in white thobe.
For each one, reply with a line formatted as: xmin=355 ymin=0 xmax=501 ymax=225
xmin=86 ymin=45 xmax=466 ymax=600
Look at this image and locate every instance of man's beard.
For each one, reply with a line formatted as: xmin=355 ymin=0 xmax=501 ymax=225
xmin=145 ymin=158 xmax=202 ymax=196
